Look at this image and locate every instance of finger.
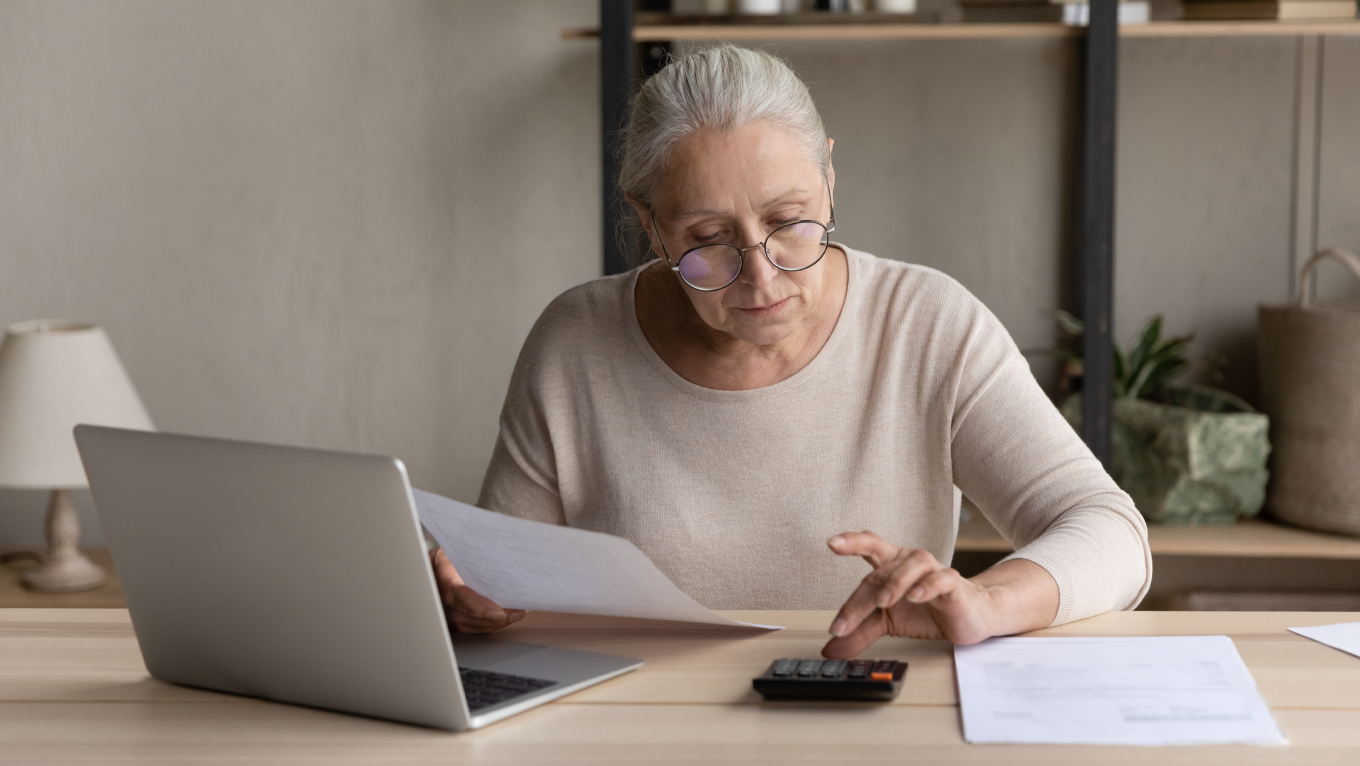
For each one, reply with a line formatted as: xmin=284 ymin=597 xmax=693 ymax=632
xmin=828 ymin=549 xmax=940 ymax=637
xmin=821 ymin=608 xmax=888 ymax=659
xmin=448 ymin=617 xmax=503 ymax=636
xmin=444 ymin=603 xmax=522 ymax=634
xmin=905 ymin=567 xmax=963 ymax=605
xmin=827 ymin=531 xmax=899 ymax=568
xmin=431 ymin=549 xmax=465 ymax=585
xmin=448 ymin=584 xmax=512 ymax=623
xmin=873 ymin=549 xmax=945 ymax=609
xmin=828 ymin=567 xmax=898 ymax=639
xmin=431 ymin=549 xmax=524 ymax=633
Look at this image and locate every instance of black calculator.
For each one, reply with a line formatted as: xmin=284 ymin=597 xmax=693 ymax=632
xmin=752 ymin=658 xmax=908 ymax=701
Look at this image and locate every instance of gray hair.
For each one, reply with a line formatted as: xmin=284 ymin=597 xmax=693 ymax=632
xmin=616 ymin=44 xmax=830 ymax=264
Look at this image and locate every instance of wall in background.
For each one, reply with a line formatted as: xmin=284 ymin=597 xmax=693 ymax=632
xmin=781 ymin=34 xmax=1359 ymax=404
xmin=0 ymin=0 xmax=601 ymax=544
xmin=1316 ymin=39 xmax=1360 ymax=306
xmin=1 ymin=3 xmax=1356 ymax=547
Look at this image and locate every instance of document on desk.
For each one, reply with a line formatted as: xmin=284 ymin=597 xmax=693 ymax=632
xmin=1290 ymin=622 xmax=1360 ymax=659
xmin=955 ymin=636 xmax=1286 ymax=746
xmin=413 ymin=490 xmax=782 ymax=630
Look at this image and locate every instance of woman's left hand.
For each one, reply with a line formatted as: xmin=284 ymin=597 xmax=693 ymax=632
xmin=820 ymin=530 xmax=1057 ymax=659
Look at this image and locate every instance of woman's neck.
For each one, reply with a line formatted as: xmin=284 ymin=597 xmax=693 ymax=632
xmin=634 ymin=247 xmax=849 ymax=391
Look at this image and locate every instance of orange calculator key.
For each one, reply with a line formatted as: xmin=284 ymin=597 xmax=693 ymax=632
xmin=870 ymin=671 xmax=893 ymax=681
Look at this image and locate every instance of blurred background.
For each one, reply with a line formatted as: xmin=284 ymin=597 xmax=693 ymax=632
xmin=1 ymin=0 xmax=1357 ymax=548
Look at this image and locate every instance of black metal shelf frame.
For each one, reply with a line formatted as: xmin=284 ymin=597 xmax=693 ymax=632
xmin=597 ymin=0 xmax=1118 ymax=464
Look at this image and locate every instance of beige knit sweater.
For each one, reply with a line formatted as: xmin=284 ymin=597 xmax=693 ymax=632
xmin=478 ymin=247 xmax=1151 ymax=624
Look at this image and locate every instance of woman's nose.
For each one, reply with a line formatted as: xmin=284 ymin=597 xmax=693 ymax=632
xmin=738 ymin=242 xmax=779 ymax=287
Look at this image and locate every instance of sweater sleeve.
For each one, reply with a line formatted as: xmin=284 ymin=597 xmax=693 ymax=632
xmin=946 ymin=299 xmax=1152 ymax=625
xmin=475 ymin=309 xmax=569 ymax=526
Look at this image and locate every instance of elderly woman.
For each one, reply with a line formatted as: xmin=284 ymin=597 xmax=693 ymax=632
xmin=433 ymin=45 xmax=1150 ymax=658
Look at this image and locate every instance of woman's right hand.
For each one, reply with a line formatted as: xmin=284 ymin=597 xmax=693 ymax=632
xmin=429 ymin=548 xmax=525 ymax=634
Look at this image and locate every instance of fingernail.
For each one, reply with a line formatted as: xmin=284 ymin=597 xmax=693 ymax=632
xmin=829 ymin=536 xmax=845 ymax=547
xmin=830 ymin=619 xmax=847 ymax=637
xmin=485 ymin=609 xmax=505 ymax=620
xmin=908 ymin=588 xmax=925 ymax=602
xmin=875 ymin=591 xmax=891 ymax=607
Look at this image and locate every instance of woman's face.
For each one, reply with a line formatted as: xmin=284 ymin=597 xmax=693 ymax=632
xmin=643 ymin=123 xmax=836 ymax=348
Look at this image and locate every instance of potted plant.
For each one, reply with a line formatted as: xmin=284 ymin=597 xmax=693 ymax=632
xmin=1039 ymin=313 xmax=1270 ymax=526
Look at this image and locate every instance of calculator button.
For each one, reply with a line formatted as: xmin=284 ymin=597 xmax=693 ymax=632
xmin=820 ymin=659 xmax=847 ymax=677
xmin=847 ymin=660 xmax=873 ymax=678
xmin=796 ymin=659 xmax=824 ymax=677
xmin=772 ymin=660 xmax=798 ymax=677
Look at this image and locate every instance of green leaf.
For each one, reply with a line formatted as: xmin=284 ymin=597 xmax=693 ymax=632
xmin=1132 ymin=355 xmax=1190 ymax=399
xmin=1123 ymin=329 xmax=1194 ymax=400
xmin=1126 ymin=316 xmax=1163 ymax=383
xmin=1055 ymin=310 xmax=1085 ymax=337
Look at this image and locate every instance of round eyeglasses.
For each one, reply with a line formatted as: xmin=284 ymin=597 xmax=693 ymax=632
xmin=655 ymin=186 xmax=836 ymax=292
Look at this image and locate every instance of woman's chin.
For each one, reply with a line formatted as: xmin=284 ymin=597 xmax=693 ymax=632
xmin=724 ymin=319 xmax=798 ymax=348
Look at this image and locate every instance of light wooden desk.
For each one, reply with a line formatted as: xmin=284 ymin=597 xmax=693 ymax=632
xmin=4 ymin=610 xmax=1360 ymax=764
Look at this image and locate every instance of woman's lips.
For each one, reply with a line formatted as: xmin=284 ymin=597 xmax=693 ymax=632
xmin=735 ymin=297 xmax=791 ymax=317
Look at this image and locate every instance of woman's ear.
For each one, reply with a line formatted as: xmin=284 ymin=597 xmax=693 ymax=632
xmin=626 ymin=196 xmax=666 ymax=263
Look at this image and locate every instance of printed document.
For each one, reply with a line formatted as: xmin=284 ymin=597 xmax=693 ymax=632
xmin=955 ymin=636 xmax=1286 ymax=746
xmin=413 ymin=490 xmax=781 ymax=630
xmin=1290 ymin=622 xmax=1360 ymax=659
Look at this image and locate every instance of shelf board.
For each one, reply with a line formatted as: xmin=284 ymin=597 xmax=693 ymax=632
xmin=562 ymin=20 xmax=1360 ymax=42
xmin=957 ymin=517 xmax=1360 ymax=559
xmin=0 ymin=548 xmax=125 ymax=608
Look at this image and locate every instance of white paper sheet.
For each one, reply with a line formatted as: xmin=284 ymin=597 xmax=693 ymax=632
xmin=413 ymin=489 xmax=781 ymax=630
xmin=955 ymin=636 xmax=1286 ymax=746
xmin=1290 ymin=622 xmax=1360 ymax=659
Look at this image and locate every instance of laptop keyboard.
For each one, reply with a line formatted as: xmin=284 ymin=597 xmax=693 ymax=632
xmin=459 ymin=667 xmax=557 ymax=712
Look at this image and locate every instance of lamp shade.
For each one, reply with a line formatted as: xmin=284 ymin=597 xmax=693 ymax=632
xmin=0 ymin=320 xmax=155 ymax=489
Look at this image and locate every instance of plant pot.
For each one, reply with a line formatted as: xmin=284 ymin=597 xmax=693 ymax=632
xmin=1061 ymin=386 xmax=1270 ymax=525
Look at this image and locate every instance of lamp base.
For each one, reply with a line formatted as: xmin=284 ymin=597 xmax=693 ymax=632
xmin=20 ymin=489 xmax=107 ymax=593
xmin=21 ymin=553 xmax=107 ymax=593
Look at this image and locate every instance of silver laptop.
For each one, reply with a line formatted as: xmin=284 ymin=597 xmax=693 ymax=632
xmin=74 ymin=425 xmax=642 ymax=731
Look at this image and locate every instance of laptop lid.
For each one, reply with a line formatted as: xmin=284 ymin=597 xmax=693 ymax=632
xmin=74 ymin=425 xmax=471 ymax=730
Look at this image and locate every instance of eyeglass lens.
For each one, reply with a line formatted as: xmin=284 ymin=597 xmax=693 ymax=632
xmin=676 ymin=221 xmax=830 ymax=291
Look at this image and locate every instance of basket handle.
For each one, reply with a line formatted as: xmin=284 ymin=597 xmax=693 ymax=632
xmin=1296 ymin=247 xmax=1360 ymax=308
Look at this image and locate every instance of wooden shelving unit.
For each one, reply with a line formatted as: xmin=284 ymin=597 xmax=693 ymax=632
xmin=568 ymin=19 xmax=1360 ymax=40
xmin=958 ymin=516 xmax=1360 ymax=559
xmin=0 ymin=548 xmax=125 ymax=608
xmin=564 ymin=20 xmax=1360 ymax=41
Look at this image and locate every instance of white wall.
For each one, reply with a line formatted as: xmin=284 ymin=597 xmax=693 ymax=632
xmin=0 ymin=0 xmax=600 ymax=544
xmin=1 ymin=3 xmax=1357 ymax=548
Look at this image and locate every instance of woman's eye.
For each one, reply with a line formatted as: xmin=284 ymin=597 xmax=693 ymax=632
xmin=691 ymin=230 xmax=724 ymax=243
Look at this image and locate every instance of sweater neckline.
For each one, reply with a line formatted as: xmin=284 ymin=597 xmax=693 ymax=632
xmin=623 ymin=244 xmax=860 ymax=403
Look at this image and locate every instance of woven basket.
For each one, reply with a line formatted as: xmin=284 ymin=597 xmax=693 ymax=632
xmin=1258 ymin=248 xmax=1360 ymax=536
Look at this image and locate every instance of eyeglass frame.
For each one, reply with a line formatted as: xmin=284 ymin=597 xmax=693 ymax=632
xmin=648 ymin=179 xmax=837 ymax=292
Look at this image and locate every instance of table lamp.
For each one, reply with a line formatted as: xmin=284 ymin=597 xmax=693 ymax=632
xmin=0 ymin=320 xmax=155 ymax=592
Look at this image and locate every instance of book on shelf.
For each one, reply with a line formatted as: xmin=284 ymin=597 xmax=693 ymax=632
xmin=1181 ymin=0 xmax=1357 ymax=19
xmin=960 ymin=0 xmax=1149 ymax=24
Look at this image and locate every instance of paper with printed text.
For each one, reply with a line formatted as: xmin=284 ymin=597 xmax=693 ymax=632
xmin=955 ymin=636 xmax=1286 ymax=746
